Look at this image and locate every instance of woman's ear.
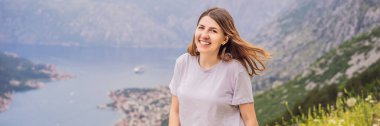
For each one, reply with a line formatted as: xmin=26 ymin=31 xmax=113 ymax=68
xmin=224 ymin=36 xmax=229 ymax=42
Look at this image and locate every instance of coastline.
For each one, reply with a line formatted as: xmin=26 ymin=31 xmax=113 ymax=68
xmin=98 ymin=86 xmax=171 ymax=126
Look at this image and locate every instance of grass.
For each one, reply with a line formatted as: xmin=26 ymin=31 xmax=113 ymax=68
xmin=282 ymin=95 xmax=380 ymax=126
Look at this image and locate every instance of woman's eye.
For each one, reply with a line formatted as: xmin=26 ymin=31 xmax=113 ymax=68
xmin=209 ymin=30 xmax=217 ymax=33
xmin=197 ymin=27 xmax=204 ymax=30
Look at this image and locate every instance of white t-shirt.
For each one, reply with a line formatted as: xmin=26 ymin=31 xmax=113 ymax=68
xmin=169 ymin=53 xmax=254 ymax=126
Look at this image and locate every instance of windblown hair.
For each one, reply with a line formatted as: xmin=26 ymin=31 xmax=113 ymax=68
xmin=187 ymin=7 xmax=270 ymax=77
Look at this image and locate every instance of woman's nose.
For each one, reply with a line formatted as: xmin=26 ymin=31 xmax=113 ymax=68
xmin=200 ymin=31 xmax=210 ymax=39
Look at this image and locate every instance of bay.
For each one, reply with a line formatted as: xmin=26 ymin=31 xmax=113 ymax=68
xmin=0 ymin=44 xmax=184 ymax=126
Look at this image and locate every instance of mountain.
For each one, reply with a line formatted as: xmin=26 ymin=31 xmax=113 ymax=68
xmin=255 ymin=26 xmax=380 ymax=125
xmin=0 ymin=0 xmax=294 ymax=48
xmin=0 ymin=51 xmax=71 ymax=112
xmin=252 ymin=0 xmax=380 ymax=91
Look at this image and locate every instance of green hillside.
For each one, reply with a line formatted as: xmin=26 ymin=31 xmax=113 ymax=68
xmin=0 ymin=51 xmax=70 ymax=112
xmin=0 ymin=52 xmax=50 ymax=93
xmin=255 ymin=27 xmax=380 ymax=125
xmin=284 ymin=52 xmax=380 ymax=125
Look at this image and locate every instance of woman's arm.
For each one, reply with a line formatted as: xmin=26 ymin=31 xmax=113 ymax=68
xmin=239 ymin=103 xmax=259 ymax=126
xmin=169 ymin=96 xmax=180 ymax=126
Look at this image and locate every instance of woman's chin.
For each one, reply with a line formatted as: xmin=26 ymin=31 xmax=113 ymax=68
xmin=197 ymin=49 xmax=218 ymax=54
xmin=196 ymin=44 xmax=219 ymax=54
xmin=197 ymin=47 xmax=209 ymax=52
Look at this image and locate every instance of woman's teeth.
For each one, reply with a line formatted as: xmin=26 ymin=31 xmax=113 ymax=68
xmin=200 ymin=41 xmax=211 ymax=45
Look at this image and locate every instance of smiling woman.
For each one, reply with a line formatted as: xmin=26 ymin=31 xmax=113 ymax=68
xmin=168 ymin=7 xmax=270 ymax=126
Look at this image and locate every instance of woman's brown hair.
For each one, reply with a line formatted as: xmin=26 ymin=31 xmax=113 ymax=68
xmin=187 ymin=7 xmax=270 ymax=77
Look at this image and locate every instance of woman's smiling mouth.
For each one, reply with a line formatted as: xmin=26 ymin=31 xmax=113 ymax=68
xmin=199 ymin=40 xmax=211 ymax=45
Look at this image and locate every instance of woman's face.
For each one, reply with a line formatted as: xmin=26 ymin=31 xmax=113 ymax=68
xmin=194 ymin=16 xmax=226 ymax=55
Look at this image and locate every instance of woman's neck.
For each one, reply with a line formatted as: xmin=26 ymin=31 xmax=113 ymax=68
xmin=199 ymin=52 xmax=219 ymax=70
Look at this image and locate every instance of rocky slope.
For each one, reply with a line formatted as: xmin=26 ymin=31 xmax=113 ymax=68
xmin=253 ymin=0 xmax=380 ymax=91
xmin=255 ymin=27 xmax=380 ymax=125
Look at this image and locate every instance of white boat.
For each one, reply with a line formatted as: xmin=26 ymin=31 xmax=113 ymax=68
xmin=133 ymin=65 xmax=145 ymax=74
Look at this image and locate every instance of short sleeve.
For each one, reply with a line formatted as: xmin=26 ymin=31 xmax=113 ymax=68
xmin=169 ymin=54 xmax=186 ymax=96
xmin=231 ymin=69 xmax=254 ymax=105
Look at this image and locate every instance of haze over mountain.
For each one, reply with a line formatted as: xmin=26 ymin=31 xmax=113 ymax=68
xmin=0 ymin=0 xmax=294 ymax=48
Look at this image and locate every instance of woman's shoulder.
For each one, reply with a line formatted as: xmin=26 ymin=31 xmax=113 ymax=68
xmin=175 ymin=53 xmax=195 ymax=64
xmin=224 ymin=59 xmax=246 ymax=72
